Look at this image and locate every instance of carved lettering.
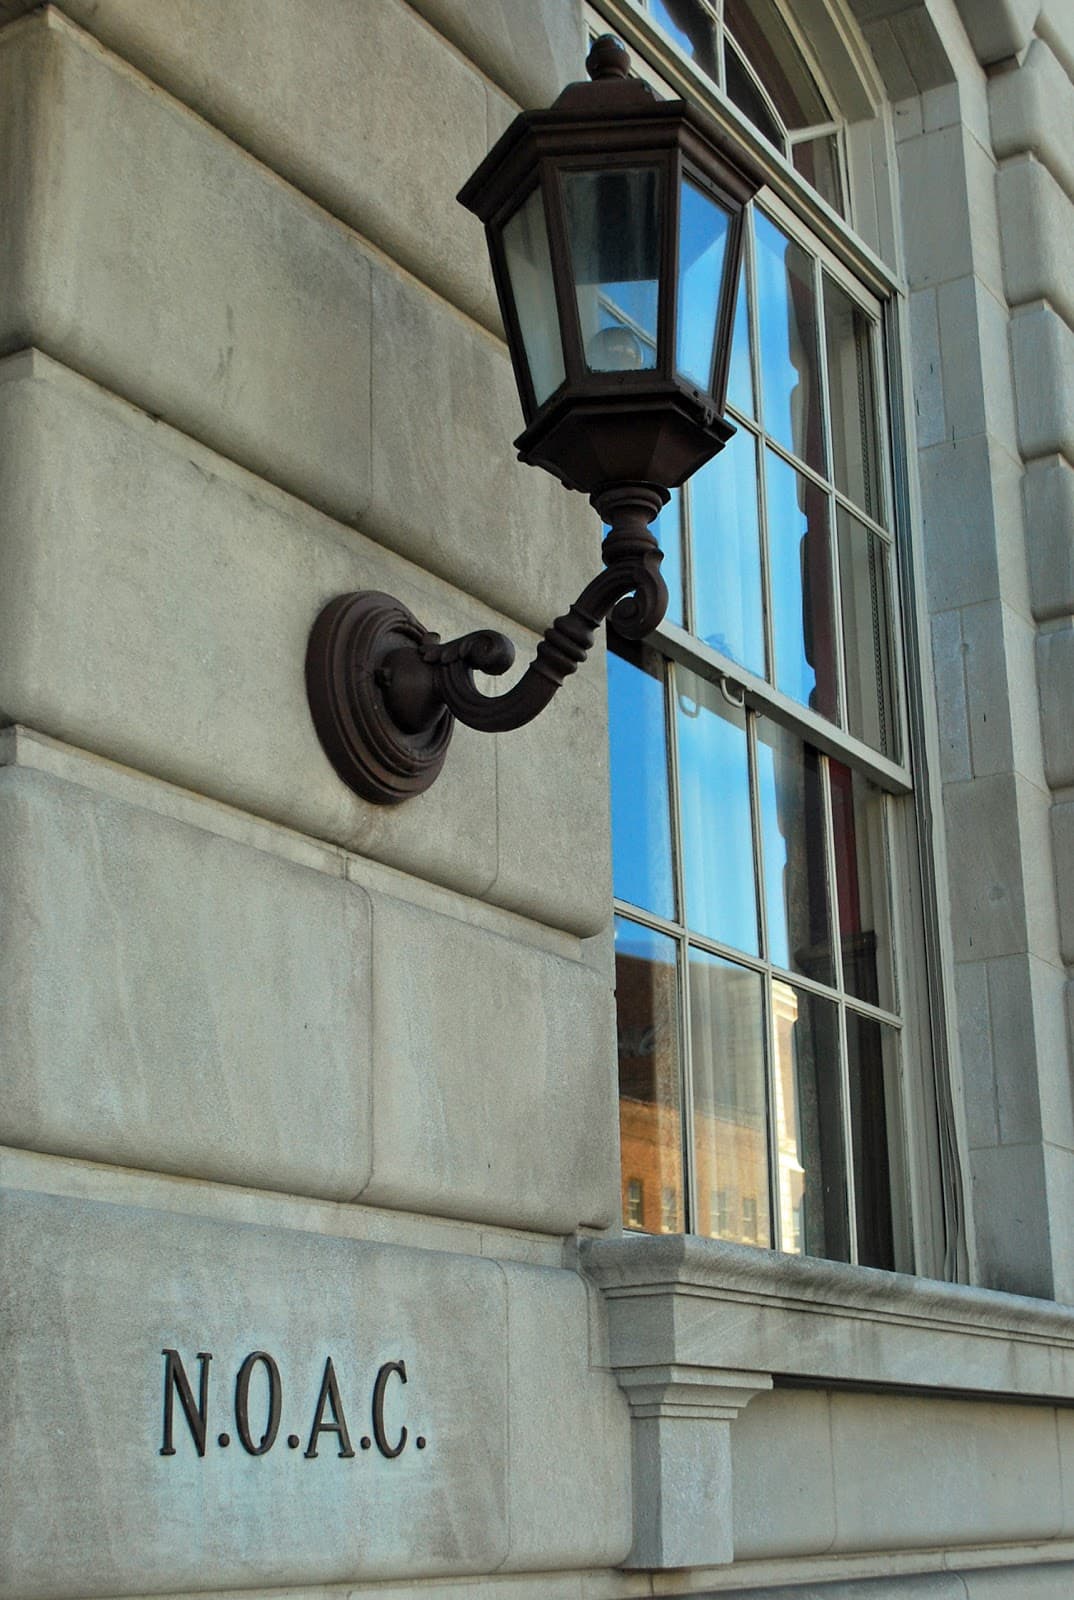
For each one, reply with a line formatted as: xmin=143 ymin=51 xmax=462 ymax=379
xmin=371 ymin=1359 xmax=408 ymax=1459
xmin=234 ymin=1351 xmax=282 ymax=1456
xmin=160 ymin=1348 xmax=211 ymax=1457
xmin=304 ymin=1357 xmax=356 ymax=1459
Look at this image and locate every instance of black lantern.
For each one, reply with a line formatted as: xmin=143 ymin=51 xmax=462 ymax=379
xmin=306 ymin=36 xmax=763 ymax=805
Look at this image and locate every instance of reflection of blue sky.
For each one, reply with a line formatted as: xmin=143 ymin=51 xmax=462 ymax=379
xmin=689 ymin=426 xmax=764 ymax=674
xmin=754 ymin=212 xmax=819 ymax=468
xmin=765 ymin=449 xmax=817 ymax=709
xmin=615 ymin=913 xmax=676 ymax=970
xmin=755 ymin=738 xmax=790 ymax=970
xmin=726 ymin=261 xmax=754 ymax=417
xmin=653 ymin=489 xmax=684 ymax=626
xmin=677 ymin=179 xmax=729 ymax=389
xmin=676 ymin=678 xmax=758 ymax=954
xmin=608 ymin=651 xmax=675 ymax=918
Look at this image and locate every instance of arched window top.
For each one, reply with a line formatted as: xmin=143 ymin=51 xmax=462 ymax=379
xmin=643 ymin=0 xmax=847 ymax=214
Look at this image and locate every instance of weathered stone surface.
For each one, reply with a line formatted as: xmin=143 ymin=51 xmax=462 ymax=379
xmin=1011 ymin=304 xmax=1074 ymax=466
xmin=997 ymin=158 xmax=1074 ymax=326
xmin=0 ymin=11 xmax=373 ymax=526
xmin=0 ymin=1186 xmax=510 ymax=1598
xmin=732 ymin=1388 xmax=837 ymax=1559
xmin=405 ymin=0 xmax=586 ymax=109
xmin=362 ymin=894 xmax=618 ymax=1231
xmin=1038 ymin=622 xmax=1074 ymax=788
xmin=991 ymin=38 xmax=1074 ymax=203
xmin=1024 ymin=456 xmax=1074 ymax=620
xmin=954 ymin=0 xmax=1040 ymax=66
xmin=0 ymin=765 xmax=372 ymax=1200
xmin=51 ymin=0 xmax=501 ymax=329
xmin=0 ymin=352 xmax=610 ymax=938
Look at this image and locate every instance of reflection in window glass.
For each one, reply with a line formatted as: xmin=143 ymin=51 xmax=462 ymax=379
xmin=830 ymin=761 xmax=895 ymax=1012
xmin=690 ymin=426 xmax=765 ymax=676
xmin=563 ymin=168 xmax=661 ymax=371
xmin=772 ymin=981 xmax=848 ymax=1260
xmin=794 ymin=134 xmax=845 ymax=218
xmin=724 ymin=0 xmax=830 ymax=131
xmin=765 ymin=449 xmax=838 ymax=720
xmin=726 ymin=255 xmax=754 ymax=418
xmin=756 ymin=720 xmax=832 ymax=984
xmin=724 ymin=43 xmax=783 ymax=149
xmin=608 ymin=647 xmax=675 ymax=919
xmin=677 ymin=176 xmax=730 ymax=390
xmin=755 ymin=214 xmax=825 ymax=471
xmin=823 ymin=276 xmax=882 ymax=520
xmin=501 ymin=188 xmax=565 ymax=406
xmin=653 ymin=488 xmax=685 ymax=629
xmin=616 ymin=918 xmax=684 ymax=1235
xmin=676 ymin=668 xmax=758 ymax=954
xmin=847 ymin=1013 xmax=908 ymax=1269
xmin=690 ymin=952 xmax=770 ymax=1245
xmin=837 ymin=507 xmax=899 ymax=759
xmin=651 ymin=0 xmax=719 ymax=79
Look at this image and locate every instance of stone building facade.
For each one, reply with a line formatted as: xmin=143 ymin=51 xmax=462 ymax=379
xmin=2 ymin=0 xmax=1074 ymax=1596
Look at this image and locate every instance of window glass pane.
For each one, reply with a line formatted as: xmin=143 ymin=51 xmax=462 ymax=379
xmin=654 ymin=488 xmax=685 ymax=629
xmin=847 ymin=1013 xmax=910 ymax=1269
xmin=772 ymin=981 xmax=849 ymax=1260
xmin=616 ymin=918 xmax=685 ymax=1234
xmin=755 ymin=214 xmax=825 ymax=471
xmin=823 ymin=277 xmax=882 ymax=519
xmin=726 ymin=253 xmax=755 ymax=418
xmin=724 ymin=0 xmax=830 ymax=131
xmin=677 ymin=175 xmax=731 ymax=391
xmin=501 ymin=188 xmax=565 ymax=406
xmin=650 ymin=0 xmax=719 ymax=79
xmin=563 ymin=167 xmax=660 ymax=371
xmin=830 ymin=761 xmax=895 ymax=1012
xmin=794 ymin=134 xmax=845 ymax=217
xmin=756 ymin=719 xmax=833 ymax=984
xmin=608 ymin=645 xmax=675 ymax=919
xmin=837 ymin=506 xmax=899 ymax=759
xmin=690 ymin=426 xmax=765 ymax=676
xmin=765 ymin=449 xmax=838 ymax=719
xmin=676 ymin=666 xmax=758 ymax=954
xmin=724 ymin=43 xmax=783 ymax=149
xmin=690 ymin=951 xmax=770 ymax=1244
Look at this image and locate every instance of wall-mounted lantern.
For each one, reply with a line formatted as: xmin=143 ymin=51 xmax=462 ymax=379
xmin=306 ymin=35 xmax=763 ymax=804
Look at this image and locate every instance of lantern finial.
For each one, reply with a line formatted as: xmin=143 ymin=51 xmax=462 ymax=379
xmin=586 ymin=34 xmax=630 ymax=81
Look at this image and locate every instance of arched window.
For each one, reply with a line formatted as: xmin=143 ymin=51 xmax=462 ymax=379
xmin=594 ymin=0 xmax=953 ymax=1277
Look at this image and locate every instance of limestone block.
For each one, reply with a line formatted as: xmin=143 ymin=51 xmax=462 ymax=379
xmin=970 ymin=1140 xmax=1053 ymax=1298
xmin=942 ymin=774 xmax=1027 ymax=962
xmin=0 ymin=12 xmax=373 ymax=527
xmin=961 ymin=600 xmax=1043 ymax=787
xmin=829 ymin=1390 xmax=1063 ymax=1551
xmin=1043 ymin=1144 xmax=1074 ymax=1305
xmin=1024 ymin=456 xmax=1074 ymax=620
xmin=1053 ymin=800 xmax=1074 ymax=966
xmin=405 ymin=0 xmax=586 ymax=109
xmin=919 ymin=435 xmax=1002 ymax=611
xmin=897 ymin=126 xmax=974 ymax=291
xmin=731 ymin=1388 xmax=837 ymax=1560
xmin=362 ymin=894 xmax=618 ymax=1231
xmin=998 ymin=158 xmax=1074 ymax=326
xmin=51 ymin=0 xmax=500 ymax=330
xmin=990 ymin=38 xmax=1074 ymax=203
xmin=1038 ymin=622 xmax=1074 ymax=787
xmin=954 ymin=0 xmax=1040 ymax=66
xmin=965 ymin=1565 xmax=1074 ymax=1600
xmin=954 ymin=959 xmax=1000 ymax=1150
xmin=0 ymin=1186 xmax=512 ymax=1597
xmin=929 ymin=609 xmax=972 ymax=783
xmin=1011 ymin=305 xmax=1074 ymax=465
xmin=0 ymin=766 xmax=372 ymax=1199
xmin=0 ymin=352 xmax=610 ymax=938
xmin=988 ymin=953 xmax=1073 ymax=1148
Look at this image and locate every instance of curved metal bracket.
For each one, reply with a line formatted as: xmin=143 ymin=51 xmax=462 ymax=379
xmin=305 ymin=483 xmax=669 ymax=804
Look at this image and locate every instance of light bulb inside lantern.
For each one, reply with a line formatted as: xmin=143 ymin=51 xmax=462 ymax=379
xmin=586 ymin=323 xmax=644 ymax=371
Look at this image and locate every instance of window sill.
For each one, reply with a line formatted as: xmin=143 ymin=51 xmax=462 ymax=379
xmin=580 ymin=1231 xmax=1074 ymax=1405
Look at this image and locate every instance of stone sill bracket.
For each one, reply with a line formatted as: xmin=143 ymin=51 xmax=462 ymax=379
xmin=616 ymin=1363 xmax=772 ymax=1570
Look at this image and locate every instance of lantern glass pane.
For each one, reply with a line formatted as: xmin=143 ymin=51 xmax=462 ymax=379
xmin=676 ymin=175 xmax=731 ymax=392
xmin=501 ymin=186 xmax=565 ymax=406
xmin=563 ymin=167 xmax=661 ymax=372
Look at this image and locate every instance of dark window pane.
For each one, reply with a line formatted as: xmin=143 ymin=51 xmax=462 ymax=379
xmin=724 ymin=0 xmax=830 ymax=131
xmin=847 ymin=1013 xmax=910 ymax=1269
xmin=725 ymin=43 xmax=783 ymax=149
xmin=794 ymin=134 xmax=845 ymax=217
xmin=830 ymin=761 xmax=895 ymax=1011
xmin=616 ymin=918 xmax=685 ymax=1234
xmin=690 ymin=425 xmax=765 ymax=676
xmin=765 ymin=449 xmax=838 ymax=719
xmin=755 ymin=214 xmax=825 ymax=471
xmin=563 ymin=167 xmax=661 ymax=371
xmin=502 ymin=188 xmax=565 ymax=405
xmin=837 ymin=506 xmax=899 ymax=760
xmin=651 ymin=0 xmax=719 ymax=79
xmin=824 ymin=277 xmax=882 ymax=519
xmin=608 ymin=646 xmax=675 ymax=918
xmin=690 ymin=951 xmax=770 ymax=1245
xmin=676 ymin=666 xmax=758 ymax=954
xmin=756 ymin=720 xmax=833 ymax=983
xmin=772 ymin=981 xmax=849 ymax=1260
xmin=726 ymin=252 xmax=755 ymax=418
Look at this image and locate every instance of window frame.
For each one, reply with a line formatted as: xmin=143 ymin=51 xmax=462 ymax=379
xmin=591 ymin=0 xmax=967 ymax=1282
